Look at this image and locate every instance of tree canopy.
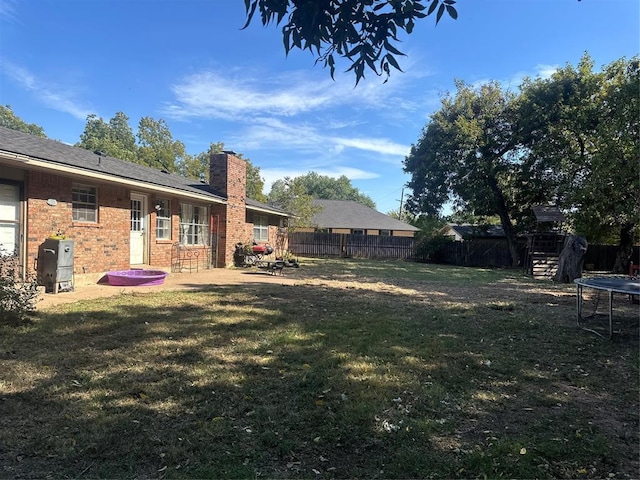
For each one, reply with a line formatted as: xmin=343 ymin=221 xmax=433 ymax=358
xmin=516 ymin=55 xmax=639 ymax=270
xmin=0 ymin=105 xmax=46 ymax=137
xmin=267 ymin=177 xmax=321 ymax=230
xmin=404 ymin=80 xmax=522 ymax=266
xmin=77 ymin=112 xmax=137 ymax=162
xmin=75 ymin=112 xmax=267 ymax=201
xmin=268 ymin=172 xmax=375 ymax=207
xmin=404 ymin=54 xmax=639 ymax=271
xmin=267 ymin=172 xmax=374 ymax=230
xmin=243 ymin=0 xmax=458 ymax=84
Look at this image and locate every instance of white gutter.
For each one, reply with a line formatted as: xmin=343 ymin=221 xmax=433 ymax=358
xmin=246 ymin=204 xmax=289 ymax=217
xmin=0 ymin=150 xmax=226 ymax=205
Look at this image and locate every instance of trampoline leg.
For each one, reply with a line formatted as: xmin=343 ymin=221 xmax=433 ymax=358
xmin=608 ymin=291 xmax=614 ymax=340
xmin=576 ymin=284 xmax=583 ymax=329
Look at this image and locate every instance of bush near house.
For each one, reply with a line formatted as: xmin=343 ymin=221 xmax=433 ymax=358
xmin=0 ymin=253 xmax=39 ymax=323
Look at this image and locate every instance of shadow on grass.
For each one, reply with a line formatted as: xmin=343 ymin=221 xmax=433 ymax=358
xmin=1 ymin=271 xmax=638 ymax=479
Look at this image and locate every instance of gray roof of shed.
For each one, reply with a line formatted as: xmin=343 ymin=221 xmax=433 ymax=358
xmin=0 ymin=126 xmax=287 ymax=216
xmin=532 ymin=205 xmax=565 ymax=223
xmin=311 ymin=199 xmax=419 ymax=231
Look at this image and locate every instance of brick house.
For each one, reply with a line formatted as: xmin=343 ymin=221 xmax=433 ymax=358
xmin=0 ymin=126 xmax=288 ymax=284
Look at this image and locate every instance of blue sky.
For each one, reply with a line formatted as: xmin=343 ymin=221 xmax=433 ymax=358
xmin=1 ymin=0 xmax=638 ymax=215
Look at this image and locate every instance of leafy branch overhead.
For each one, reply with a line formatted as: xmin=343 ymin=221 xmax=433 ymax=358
xmin=243 ymin=0 xmax=457 ymax=84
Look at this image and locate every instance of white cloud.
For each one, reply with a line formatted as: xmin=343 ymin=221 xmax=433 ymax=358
xmin=470 ymin=62 xmax=562 ymax=92
xmin=535 ymin=64 xmax=560 ymax=79
xmin=164 ymin=71 xmax=338 ymax=119
xmin=163 ymin=64 xmax=428 ymax=122
xmin=331 ymin=136 xmax=409 ymax=157
xmin=227 ymin=116 xmax=408 ymax=161
xmin=2 ymin=62 xmax=93 ymax=120
xmin=260 ymin=165 xmax=380 ymax=194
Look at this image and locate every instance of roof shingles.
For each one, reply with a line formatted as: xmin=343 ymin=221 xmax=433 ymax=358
xmin=312 ymin=199 xmax=418 ymax=231
xmin=0 ymin=126 xmax=286 ymax=215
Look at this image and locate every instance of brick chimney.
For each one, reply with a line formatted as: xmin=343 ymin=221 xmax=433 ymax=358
xmin=210 ymin=151 xmax=248 ymax=267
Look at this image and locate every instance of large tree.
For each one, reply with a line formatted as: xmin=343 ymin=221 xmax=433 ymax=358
xmin=0 ymin=105 xmax=46 ymax=137
xmin=181 ymin=142 xmax=268 ymax=202
xmin=518 ymin=55 xmax=639 ymax=272
xmin=245 ymin=161 xmax=268 ymax=203
xmin=243 ymin=0 xmax=458 ymax=84
xmin=404 ymin=81 xmax=523 ymax=266
xmin=76 ymin=112 xmax=138 ymax=162
xmin=268 ymin=177 xmax=321 ymax=230
xmin=136 ymin=117 xmax=188 ymax=173
xmin=179 ymin=141 xmax=225 ymax=182
xmin=290 ymin=172 xmax=376 ymax=208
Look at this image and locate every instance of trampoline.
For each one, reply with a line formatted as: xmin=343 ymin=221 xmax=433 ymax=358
xmin=574 ymin=277 xmax=640 ymax=339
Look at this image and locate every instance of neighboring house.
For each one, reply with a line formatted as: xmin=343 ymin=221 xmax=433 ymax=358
xmin=0 ymin=126 xmax=288 ymax=283
xmin=441 ymin=223 xmax=506 ymax=242
xmin=304 ymin=199 xmax=419 ymax=237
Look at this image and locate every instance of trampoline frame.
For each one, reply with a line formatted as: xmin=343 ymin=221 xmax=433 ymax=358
xmin=574 ymin=277 xmax=640 ymax=340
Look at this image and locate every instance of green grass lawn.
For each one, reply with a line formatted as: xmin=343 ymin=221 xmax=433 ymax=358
xmin=1 ymin=258 xmax=638 ymax=479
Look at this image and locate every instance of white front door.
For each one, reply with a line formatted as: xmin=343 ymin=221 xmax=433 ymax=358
xmin=130 ymin=194 xmax=146 ymax=265
xmin=0 ymin=183 xmax=20 ymax=257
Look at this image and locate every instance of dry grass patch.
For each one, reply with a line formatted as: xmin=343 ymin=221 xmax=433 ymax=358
xmin=1 ymin=258 xmax=638 ymax=479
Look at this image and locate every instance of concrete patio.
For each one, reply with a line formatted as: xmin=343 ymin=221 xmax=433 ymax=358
xmin=36 ymin=267 xmax=301 ymax=310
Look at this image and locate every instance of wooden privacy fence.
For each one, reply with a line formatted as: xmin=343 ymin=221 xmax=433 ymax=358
xmin=288 ymin=232 xmax=415 ymax=260
xmin=583 ymin=244 xmax=640 ymax=271
xmin=430 ymin=239 xmax=527 ymax=268
xmin=431 ymin=239 xmax=638 ymax=271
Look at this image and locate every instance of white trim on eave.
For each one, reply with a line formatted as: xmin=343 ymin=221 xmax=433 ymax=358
xmin=0 ymin=150 xmax=226 ymax=205
xmin=246 ymin=204 xmax=289 ymax=217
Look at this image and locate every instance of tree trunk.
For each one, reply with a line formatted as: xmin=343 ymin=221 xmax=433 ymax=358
xmin=554 ymin=235 xmax=588 ymax=283
xmin=487 ymin=177 xmax=520 ymax=267
xmin=612 ymin=223 xmax=635 ymax=274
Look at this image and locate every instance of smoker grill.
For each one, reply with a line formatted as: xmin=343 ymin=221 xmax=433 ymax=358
xmin=37 ymin=239 xmax=74 ymax=294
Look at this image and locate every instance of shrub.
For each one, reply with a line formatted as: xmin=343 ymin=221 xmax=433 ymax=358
xmin=0 ymin=253 xmax=40 ymax=323
xmin=415 ymin=234 xmax=453 ymax=262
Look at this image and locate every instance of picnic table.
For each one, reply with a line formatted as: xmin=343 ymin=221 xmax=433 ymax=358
xmin=255 ymin=260 xmax=286 ymax=275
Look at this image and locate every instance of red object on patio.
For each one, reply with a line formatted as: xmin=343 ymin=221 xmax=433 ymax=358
xmin=253 ymin=244 xmax=273 ymax=255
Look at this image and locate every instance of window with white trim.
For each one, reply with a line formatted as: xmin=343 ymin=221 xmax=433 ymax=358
xmin=72 ymin=184 xmax=97 ymax=222
xmin=351 ymin=229 xmax=365 ymax=235
xmin=155 ymin=199 xmax=171 ymax=240
xmin=380 ymin=229 xmax=391 ymax=236
xmin=179 ymin=203 xmax=208 ymax=245
xmin=253 ymin=215 xmax=269 ymax=242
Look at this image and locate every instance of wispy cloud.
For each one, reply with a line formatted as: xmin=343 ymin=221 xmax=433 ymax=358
xmin=472 ymin=64 xmax=562 ymax=91
xmin=331 ymin=136 xmax=409 ymax=157
xmin=163 ymin=71 xmax=336 ymax=119
xmin=259 ymin=165 xmax=380 ymax=193
xmin=0 ymin=0 xmax=18 ymax=23
xmin=2 ymin=62 xmax=93 ymax=120
xmin=162 ymin=65 xmax=426 ymax=121
xmin=228 ymin=117 xmax=409 ymax=162
xmin=534 ymin=64 xmax=560 ymax=79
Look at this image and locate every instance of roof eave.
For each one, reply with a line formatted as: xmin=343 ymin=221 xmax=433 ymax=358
xmin=0 ymin=149 xmax=226 ymax=205
xmin=246 ymin=203 xmax=289 ymax=217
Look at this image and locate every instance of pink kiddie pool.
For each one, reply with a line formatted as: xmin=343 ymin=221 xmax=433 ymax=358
xmin=106 ymin=270 xmax=168 ymax=286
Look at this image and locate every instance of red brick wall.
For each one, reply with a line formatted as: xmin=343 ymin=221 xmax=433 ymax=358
xmin=210 ymin=152 xmax=248 ymax=267
xmin=18 ymin=152 xmax=282 ymax=274
xmin=26 ymin=171 xmax=131 ymax=276
xmin=148 ymin=196 xmax=179 ymax=267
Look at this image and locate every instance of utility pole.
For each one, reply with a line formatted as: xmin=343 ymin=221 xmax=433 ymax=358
xmin=398 ymin=187 xmax=404 ymax=219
